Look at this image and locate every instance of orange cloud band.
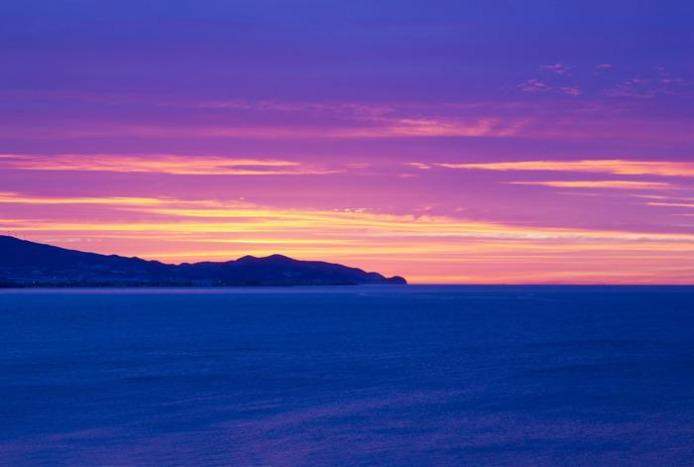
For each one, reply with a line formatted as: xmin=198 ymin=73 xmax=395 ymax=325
xmin=430 ymin=159 xmax=694 ymax=178
xmin=0 ymin=154 xmax=334 ymax=175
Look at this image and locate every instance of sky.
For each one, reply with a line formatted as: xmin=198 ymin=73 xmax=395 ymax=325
xmin=1 ymin=0 xmax=693 ymax=284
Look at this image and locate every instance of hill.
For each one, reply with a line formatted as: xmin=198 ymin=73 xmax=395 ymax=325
xmin=0 ymin=236 xmax=406 ymax=287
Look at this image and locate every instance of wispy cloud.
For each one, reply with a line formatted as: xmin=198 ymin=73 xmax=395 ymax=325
xmin=129 ymin=116 xmax=523 ymax=139
xmin=0 ymin=115 xmax=528 ymax=141
xmin=517 ymin=79 xmax=580 ymax=96
xmin=0 ymin=90 xmax=394 ymax=118
xmin=0 ymin=91 xmax=526 ymax=140
xmin=558 ymin=86 xmax=581 ymax=96
xmin=0 ymin=154 xmax=335 ymax=175
xmin=606 ymin=68 xmax=692 ymax=99
xmin=539 ymin=63 xmax=573 ymax=76
xmin=510 ymin=180 xmax=675 ymax=190
xmin=0 ymin=192 xmax=170 ymax=206
xmin=518 ymin=79 xmax=552 ymax=93
xmin=0 ymin=192 xmax=254 ymax=209
xmin=516 ymin=63 xmax=579 ymax=96
xmin=648 ymin=202 xmax=694 ymax=209
xmin=519 ymin=65 xmax=691 ymax=100
xmin=384 ymin=118 xmax=522 ymax=138
xmin=428 ymin=160 xmax=694 ymax=178
xmin=3 ymin=193 xmax=694 ymax=244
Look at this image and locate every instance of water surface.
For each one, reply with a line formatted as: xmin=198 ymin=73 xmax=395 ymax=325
xmin=1 ymin=286 xmax=693 ymax=465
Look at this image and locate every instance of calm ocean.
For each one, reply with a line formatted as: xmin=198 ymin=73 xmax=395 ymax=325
xmin=1 ymin=286 xmax=693 ymax=466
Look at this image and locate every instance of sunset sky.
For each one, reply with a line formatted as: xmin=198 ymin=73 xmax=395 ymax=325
xmin=1 ymin=1 xmax=693 ymax=283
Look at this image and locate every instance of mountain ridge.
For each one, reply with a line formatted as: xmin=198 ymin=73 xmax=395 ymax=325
xmin=0 ymin=235 xmax=406 ymax=287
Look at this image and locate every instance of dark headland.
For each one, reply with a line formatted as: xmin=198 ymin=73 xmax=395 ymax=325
xmin=0 ymin=235 xmax=407 ymax=287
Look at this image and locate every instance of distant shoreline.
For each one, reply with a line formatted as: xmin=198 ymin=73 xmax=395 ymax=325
xmin=0 ymin=282 xmax=406 ymax=289
xmin=0 ymin=235 xmax=407 ymax=286
xmin=1 ymin=283 xmax=692 ymax=289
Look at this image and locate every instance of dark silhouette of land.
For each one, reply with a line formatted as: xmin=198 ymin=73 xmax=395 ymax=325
xmin=0 ymin=235 xmax=406 ymax=287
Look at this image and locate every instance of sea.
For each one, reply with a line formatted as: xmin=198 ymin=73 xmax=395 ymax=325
xmin=1 ymin=285 xmax=693 ymax=466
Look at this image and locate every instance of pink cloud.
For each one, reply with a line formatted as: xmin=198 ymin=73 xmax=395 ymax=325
xmin=558 ymin=86 xmax=581 ymax=96
xmin=518 ymin=79 xmax=552 ymax=93
xmin=606 ymin=69 xmax=693 ymax=98
xmin=539 ymin=63 xmax=573 ymax=76
xmin=510 ymin=180 xmax=676 ymax=190
xmin=517 ymin=80 xmax=580 ymax=97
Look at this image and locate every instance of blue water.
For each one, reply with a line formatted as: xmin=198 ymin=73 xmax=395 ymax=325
xmin=1 ymin=286 xmax=693 ymax=466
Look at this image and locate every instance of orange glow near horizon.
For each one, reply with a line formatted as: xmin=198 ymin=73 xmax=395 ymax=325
xmin=2 ymin=191 xmax=694 ymax=284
